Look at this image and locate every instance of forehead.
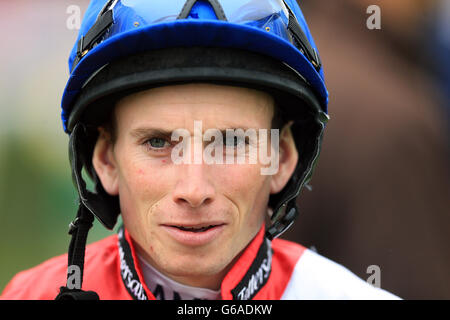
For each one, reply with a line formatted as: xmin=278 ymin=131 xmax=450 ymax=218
xmin=114 ymin=83 xmax=275 ymax=131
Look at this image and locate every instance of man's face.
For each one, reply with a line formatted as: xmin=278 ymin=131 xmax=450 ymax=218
xmin=93 ymin=83 xmax=296 ymax=289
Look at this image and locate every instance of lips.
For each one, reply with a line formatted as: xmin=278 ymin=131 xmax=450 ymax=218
xmin=163 ymin=222 xmax=225 ymax=230
xmin=160 ymin=222 xmax=226 ymax=246
xmin=171 ymin=225 xmax=217 ymax=233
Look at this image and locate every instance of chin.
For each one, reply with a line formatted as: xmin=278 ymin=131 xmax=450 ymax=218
xmin=164 ymin=251 xmax=229 ymax=278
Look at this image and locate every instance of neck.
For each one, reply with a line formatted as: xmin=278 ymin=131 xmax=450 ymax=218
xmin=133 ymin=239 xmax=235 ymax=290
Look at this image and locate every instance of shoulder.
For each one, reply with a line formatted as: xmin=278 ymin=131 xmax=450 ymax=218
xmin=1 ymin=234 xmax=119 ymax=300
xmin=280 ymin=247 xmax=401 ymax=300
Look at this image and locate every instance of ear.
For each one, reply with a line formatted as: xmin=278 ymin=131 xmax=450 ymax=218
xmin=92 ymin=127 xmax=119 ymax=196
xmin=270 ymin=122 xmax=298 ymax=194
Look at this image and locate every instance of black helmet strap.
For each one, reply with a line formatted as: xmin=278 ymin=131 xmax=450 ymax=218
xmin=55 ymin=123 xmax=120 ymax=300
xmin=55 ymin=204 xmax=99 ymax=300
xmin=267 ymin=112 xmax=327 ymax=240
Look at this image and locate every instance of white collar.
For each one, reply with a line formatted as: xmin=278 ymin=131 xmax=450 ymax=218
xmin=137 ymin=253 xmax=221 ymax=300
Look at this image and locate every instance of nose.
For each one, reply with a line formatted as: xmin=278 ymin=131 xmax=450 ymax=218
xmin=172 ymin=163 xmax=215 ymax=208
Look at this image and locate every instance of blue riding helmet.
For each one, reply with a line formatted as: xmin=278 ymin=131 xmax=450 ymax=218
xmin=63 ymin=0 xmax=328 ymax=132
xmin=62 ymin=0 xmax=330 ymax=243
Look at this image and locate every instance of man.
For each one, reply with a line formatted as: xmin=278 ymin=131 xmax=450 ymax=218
xmin=1 ymin=0 xmax=398 ymax=300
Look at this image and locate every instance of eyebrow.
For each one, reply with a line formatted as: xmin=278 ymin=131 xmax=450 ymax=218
xmin=215 ymin=126 xmax=255 ymax=132
xmin=130 ymin=128 xmax=174 ymax=140
xmin=130 ymin=126 xmax=264 ymax=140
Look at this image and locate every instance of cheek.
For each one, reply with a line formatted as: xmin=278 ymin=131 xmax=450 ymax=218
xmin=117 ymin=158 xmax=175 ymax=247
xmin=117 ymin=155 xmax=172 ymax=218
xmin=216 ymin=164 xmax=271 ymax=220
xmin=119 ymin=152 xmax=169 ymax=195
xmin=222 ymin=163 xmax=268 ymax=192
xmin=217 ymin=165 xmax=271 ymax=256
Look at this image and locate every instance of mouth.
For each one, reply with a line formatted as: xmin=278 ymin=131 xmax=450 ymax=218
xmin=160 ymin=223 xmax=226 ymax=246
xmin=170 ymin=224 xmax=221 ymax=232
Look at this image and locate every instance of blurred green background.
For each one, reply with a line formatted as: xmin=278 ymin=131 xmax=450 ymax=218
xmin=1 ymin=0 xmax=449 ymax=298
xmin=0 ymin=0 xmax=115 ymax=292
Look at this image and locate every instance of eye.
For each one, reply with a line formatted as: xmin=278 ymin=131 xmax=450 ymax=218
xmin=223 ymin=135 xmax=247 ymax=147
xmin=146 ymin=137 xmax=170 ymax=149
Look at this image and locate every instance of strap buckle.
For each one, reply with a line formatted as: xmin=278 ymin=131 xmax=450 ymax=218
xmin=68 ymin=210 xmax=94 ymax=235
xmin=68 ymin=217 xmax=80 ymax=235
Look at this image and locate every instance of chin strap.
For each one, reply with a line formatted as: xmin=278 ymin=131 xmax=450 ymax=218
xmin=55 ymin=122 xmax=121 ymax=300
xmin=55 ymin=123 xmax=104 ymax=300
xmin=55 ymin=203 xmax=99 ymax=300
